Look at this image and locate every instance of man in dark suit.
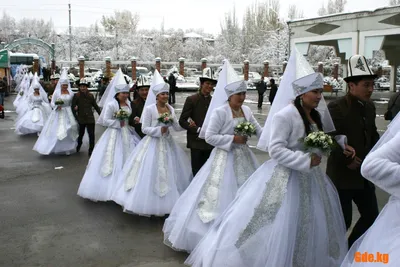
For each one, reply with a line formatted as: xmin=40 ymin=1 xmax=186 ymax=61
xmin=268 ymin=78 xmax=278 ymax=104
xmin=256 ymin=78 xmax=266 ymax=108
xmin=179 ymin=68 xmax=217 ymax=176
xmin=128 ymin=75 xmax=150 ymax=138
xmin=168 ymin=72 xmax=177 ymax=105
xmin=327 ymin=55 xmax=379 ymax=248
xmin=72 ymin=78 xmax=101 ymax=156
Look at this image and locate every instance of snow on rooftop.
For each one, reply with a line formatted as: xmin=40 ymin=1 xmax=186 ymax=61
xmin=184 ymin=32 xmax=204 ymax=38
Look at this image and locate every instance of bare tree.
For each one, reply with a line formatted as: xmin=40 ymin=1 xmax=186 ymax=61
xmin=288 ymin=4 xmax=304 ymax=20
xmin=318 ymin=0 xmax=347 ymax=16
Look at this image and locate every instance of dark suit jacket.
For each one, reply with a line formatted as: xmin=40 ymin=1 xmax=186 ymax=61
xmin=72 ymin=92 xmax=101 ymax=124
xmin=269 ymin=84 xmax=278 ymax=104
xmin=179 ymin=92 xmax=213 ymax=150
xmin=327 ymin=94 xmax=380 ymax=190
xmin=129 ymin=97 xmax=145 ymax=138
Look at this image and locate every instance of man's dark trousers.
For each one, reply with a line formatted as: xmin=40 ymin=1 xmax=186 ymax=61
xmin=190 ymin=149 xmax=212 ymax=176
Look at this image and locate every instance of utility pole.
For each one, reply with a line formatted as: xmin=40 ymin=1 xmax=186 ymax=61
xmin=69 ymin=3 xmax=72 ymax=62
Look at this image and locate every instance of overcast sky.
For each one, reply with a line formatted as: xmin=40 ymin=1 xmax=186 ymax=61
xmin=0 ymin=0 xmax=391 ymax=34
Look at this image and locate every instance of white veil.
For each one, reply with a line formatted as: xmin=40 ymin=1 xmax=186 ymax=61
xmin=256 ymin=47 xmax=335 ymax=152
xmin=51 ymin=68 xmax=73 ymax=106
xmin=97 ymin=70 xmax=129 ymax=125
xmin=28 ymin=73 xmax=48 ymax=101
xmin=98 ymin=69 xmax=125 ymax=108
xmin=198 ymin=59 xmax=230 ymax=139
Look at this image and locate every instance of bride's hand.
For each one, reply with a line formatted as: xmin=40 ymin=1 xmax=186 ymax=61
xmin=233 ymin=135 xmax=247 ymax=144
xmin=310 ymin=154 xmax=321 ymax=167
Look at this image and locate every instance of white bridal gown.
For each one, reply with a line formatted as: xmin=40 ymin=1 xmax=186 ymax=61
xmin=15 ymin=93 xmax=51 ymax=135
xmin=341 ymin=132 xmax=400 ymax=267
xmin=163 ymin=103 xmax=261 ymax=253
xmin=112 ymin=103 xmax=192 ymax=216
xmin=77 ymin=101 xmax=140 ymax=202
xmin=186 ymin=104 xmax=348 ymax=267
xmin=33 ymin=92 xmax=78 ymax=155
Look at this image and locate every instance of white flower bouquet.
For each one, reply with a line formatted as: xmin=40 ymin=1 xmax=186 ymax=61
xmin=303 ymin=131 xmax=336 ymax=156
xmin=158 ymin=112 xmax=173 ymax=124
xmin=234 ymin=121 xmax=256 ymax=137
xmin=54 ymin=99 xmax=64 ymax=106
xmin=114 ymin=109 xmax=129 ymax=121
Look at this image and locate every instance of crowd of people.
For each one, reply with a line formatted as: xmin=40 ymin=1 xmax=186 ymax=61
xmin=8 ymin=49 xmax=399 ymax=266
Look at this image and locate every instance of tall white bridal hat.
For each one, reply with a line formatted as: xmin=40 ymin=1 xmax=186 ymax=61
xmin=292 ymin=72 xmax=324 ymax=97
xmin=143 ymin=69 xmax=169 ymax=109
xmin=199 ymin=59 xmax=242 ymax=139
xmin=224 ymin=64 xmax=247 ymax=98
xmin=114 ymin=72 xmax=130 ymax=95
xmin=256 ymin=47 xmax=335 ymax=152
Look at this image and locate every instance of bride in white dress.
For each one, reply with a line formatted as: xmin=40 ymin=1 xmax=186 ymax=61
xmin=33 ymin=69 xmax=78 ymax=155
xmin=77 ymin=76 xmax=140 ymax=202
xmin=186 ymin=51 xmax=349 ymax=267
xmin=163 ymin=60 xmax=261 ymax=253
xmin=341 ymin=115 xmax=400 ymax=267
xmin=15 ymin=80 xmax=51 ymax=135
xmin=112 ymin=70 xmax=192 ymax=216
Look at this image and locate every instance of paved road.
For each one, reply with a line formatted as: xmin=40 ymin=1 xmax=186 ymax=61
xmin=0 ymin=91 xmax=391 ymax=267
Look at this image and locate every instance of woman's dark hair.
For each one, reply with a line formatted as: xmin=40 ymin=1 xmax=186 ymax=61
xmin=114 ymin=94 xmax=121 ymax=109
xmin=294 ymin=96 xmax=323 ymax=134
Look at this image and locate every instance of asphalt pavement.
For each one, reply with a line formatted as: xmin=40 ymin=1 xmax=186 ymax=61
xmin=0 ymin=90 xmax=392 ymax=267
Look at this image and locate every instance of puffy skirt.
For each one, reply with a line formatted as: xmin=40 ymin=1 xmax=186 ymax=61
xmin=341 ymin=196 xmax=400 ymax=267
xmin=33 ymin=107 xmax=78 ymax=155
xmin=77 ymin=126 xmax=141 ymax=202
xmin=112 ymin=134 xmax=192 ymax=216
xmin=163 ymin=144 xmax=259 ymax=252
xmin=186 ymin=160 xmax=348 ymax=267
xmin=15 ymin=105 xmax=51 ymax=135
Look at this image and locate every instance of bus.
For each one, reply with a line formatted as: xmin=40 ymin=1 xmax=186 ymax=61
xmin=9 ymin=52 xmax=46 ymax=77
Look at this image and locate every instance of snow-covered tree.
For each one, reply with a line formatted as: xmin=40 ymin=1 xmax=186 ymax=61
xmin=389 ymin=0 xmax=400 ymax=5
xmin=101 ymin=10 xmax=140 ymax=35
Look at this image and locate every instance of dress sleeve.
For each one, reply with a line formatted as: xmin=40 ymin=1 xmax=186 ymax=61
xmin=268 ymin=112 xmax=312 ymax=173
xmin=102 ymin=103 xmax=121 ymax=128
xmin=361 ymin=132 xmax=400 ymax=198
xmin=141 ymin=107 xmax=162 ymax=137
xmin=205 ymin=108 xmax=233 ymax=151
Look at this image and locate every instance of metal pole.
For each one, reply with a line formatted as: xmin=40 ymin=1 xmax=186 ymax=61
xmin=69 ymin=3 xmax=72 ymax=62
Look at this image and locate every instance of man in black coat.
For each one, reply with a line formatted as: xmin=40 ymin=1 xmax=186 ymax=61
xmin=179 ymin=68 xmax=216 ymax=176
xmin=72 ymin=78 xmax=101 ymax=156
xmin=128 ymin=75 xmax=150 ymax=138
xmin=327 ymin=55 xmax=379 ymax=247
xmin=256 ymin=78 xmax=266 ymax=108
xmin=168 ymin=72 xmax=177 ymax=105
xmin=268 ymin=78 xmax=278 ymax=104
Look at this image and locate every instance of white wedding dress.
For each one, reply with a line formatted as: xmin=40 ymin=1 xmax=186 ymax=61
xmin=186 ymin=104 xmax=348 ymax=267
xmin=33 ymin=92 xmax=78 ymax=155
xmin=112 ymin=103 xmax=192 ymax=216
xmin=341 ymin=132 xmax=400 ymax=267
xmin=15 ymin=93 xmax=51 ymax=135
xmin=77 ymin=101 xmax=141 ymax=202
xmin=163 ymin=104 xmax=261 ymax=253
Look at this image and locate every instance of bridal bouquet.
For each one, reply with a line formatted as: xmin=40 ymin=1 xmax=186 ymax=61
xmin=158 ymin=112 xmax=173 ymax=124
xmin=54 ymin=99 xmax=64 ymax=106
xmin=234 ymin=121 xmax=256 ymax=137
xmin=303 ymin=131 xmax=335 ymax=156
xmin=114 ymin=109 xmax=129 ymax=120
